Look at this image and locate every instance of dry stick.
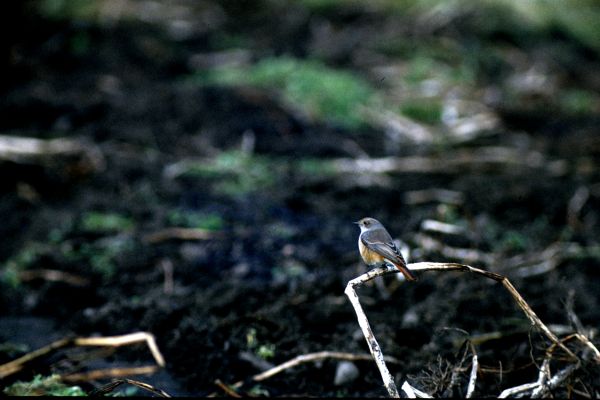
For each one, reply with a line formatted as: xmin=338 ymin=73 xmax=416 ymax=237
xmin=0 ymin=332 xmax=165 ymax=379
xmin=214 ymin=379 xmax=242 ymax=398
xmin=407 ymin=262 xmax=578 ymax=361
xmin=498 ymin=382 xmax=542 ymax=398
xmin=74 ymin=332 xmax=166 ymax=367
xmin=345 ymin=262 xmax=580 ymax=398
xmin=401 ymin=381 xmax=416 ymax=398
xmin=62 ymin=366 xmax=158 ymax=382
xmin=401 ymin=381 xmax=433 ymax=398
xmin=466 ymin=355 xmax=478 ymax=398
xmin=18 ymin=268 xmax=90 ymax=286
xmin=252 ymin=351 xmax=400 ymax=382
xmin=90 ymin=378 xmax=172 ymax=397
xmin=219 ymin=350 xmax=400 ymax=396
xmin=0 ymin=338 xmax=71 ymax=378
xmin=345 ymin=264 xmax=400 ymax=398
xmin=530 ymin=358 xmax=552 ymax=399
xmin=142 ymin=227 xmax=219 ymax=244
xmin=506 ymin=330 xmax=600 ymax=398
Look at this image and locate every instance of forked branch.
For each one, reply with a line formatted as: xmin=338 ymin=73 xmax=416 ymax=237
xmin=345 ymin=261 xmax=585 ymax=397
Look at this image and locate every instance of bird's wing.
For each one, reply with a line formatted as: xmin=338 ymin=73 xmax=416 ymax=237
xmin=360 ymin=229 xmax=407 ymax=267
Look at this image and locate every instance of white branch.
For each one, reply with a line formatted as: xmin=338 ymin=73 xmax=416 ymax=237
xmin=466 ymin=355 xmax=478 ymax=398
xmin=345 ymin=265 xmax=399 ymax=397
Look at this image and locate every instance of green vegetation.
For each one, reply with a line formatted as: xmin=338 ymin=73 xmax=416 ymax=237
xmin=173 ymin=151 xmax=340 ymax=197
xmin=498 ymin=230 xmax=529 ymax=253
xmin=177 ymin=151 xmax=279 ymax=196
xmin=296 ymin=158 xmax=337 ymax=177
xmin=247 ymin=385 xmax=270 ymax=397
xmin=1 ymin=242 xmax=47 ymax=288
xmin=3 ymin=374 xmax=86 ymax=396
xmin=167 ymin=210 xmax=224 ymax=231
xmin=246 ymin=328 xmax=276 ymax=360
xmin=192 ymin=57 xmax=379 ymax=129
xmin=559 ymin=88 xmax=600 ymax=115
xmin=399 ymin=99 xmax=443 ymax=125
xmin=62 ymin=236 xmax=134 ymax=278
xmin=80 ymin=212 xmax=135 ymax=233
xmin=38 ymin=0 xmax=101 ymax=20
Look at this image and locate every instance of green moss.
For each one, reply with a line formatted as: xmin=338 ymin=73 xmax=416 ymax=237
xmin=245 ymin=327 xmax=276 ymax=360
xmin=247 ymin=385 xmax=270 ymax=397
xmin=399 ymin=99 xmax=443 ymax=125
xmin=559 ymin=88 xmax=600 ymax=115
xmin=489 ymin=0 xmax=600 ymax=53
xmin=299 ymin=0 xmax=418 ymax=14
xmin=61 ymin=237 xmax=134 ymax=279
xmin=192 ymin=57 xmax=379 ymax=129
xmin=404 ymin=54 xmax=476 ymax=87
xmin=256 ymin=343 xmax=276 ymax=360
xmin=296 ymin=158 xmax=337 ymax=177
xmin=176 ymin=151 xmax=279 ymax=196
xmin=80 ymin=212 xmax=135 ymax=233
xmin=3 ymin=374 xmax=86 ymax=396
xmin=499 ymin=230 xmax=529 ymax=253
xmin=1 ymin=243 xmax=47 ymax=288
xmin=38 ymin=0 xmax=100 ymax=21
xmin=167 ymin=210 xmax=224 ymax=231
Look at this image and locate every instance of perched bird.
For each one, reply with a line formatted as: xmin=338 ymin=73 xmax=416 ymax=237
xmin=355 ymin=217 xmax=417 ymax=281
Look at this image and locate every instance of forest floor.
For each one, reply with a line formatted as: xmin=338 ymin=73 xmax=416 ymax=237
xmin=1 ymin=1 xmax=600 ymax=397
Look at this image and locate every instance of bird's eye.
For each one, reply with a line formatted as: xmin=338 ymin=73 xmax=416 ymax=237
xmin=364 ymin=220 xmax=370 ymax=226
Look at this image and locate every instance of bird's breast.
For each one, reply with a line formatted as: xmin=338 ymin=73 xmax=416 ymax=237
xmin=358 ymin=234 xmax=384 ymax=265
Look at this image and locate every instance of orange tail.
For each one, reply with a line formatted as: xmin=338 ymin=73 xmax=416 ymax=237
xmin=392 ymin=262 xmax=417 ymax=281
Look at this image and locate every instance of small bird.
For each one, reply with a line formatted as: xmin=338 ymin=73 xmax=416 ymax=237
xmin=355 ymin=217 xmax=417 ymax=281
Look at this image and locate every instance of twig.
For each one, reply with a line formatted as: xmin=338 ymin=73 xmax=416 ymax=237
xmin=403 ymin=189 xmax=464 ymax=206
xmin=401 ymin=381 xmax=433 ymax=398
xmin=0 ymin=338 xmax=71 ymax=378
xmin=530 ymin=358 xmax=551 ymax=398
xmin=17 ymin=268 xmax=90 ymax=286
xmin=498 ymin=382 xmax=541 ymax=398
xmin=345 ymin=261 xmax=580 ymax=398
xmin=142 ymin=227 xmax=219 ymax=243
xmin=252 ymin=351 xmax=399 ymax=382
xmin=0 ymin=331 xmax=165 ymax=379
xmin=466 ymin=355 xmax=478 ymax=398
xmin=214 ymin=379 xmax=242 ymax=398
xmin=0 ymin=134 xmax=105 ymax=178
xmin=413 ymin=234 xmax=495 ymax=266
xmin=74 ymin=332 xmax=165 ymax=367
xmin=89 ymin=378 xmax=171 ymax=397
xmin=546 ymin=333 xmax=600 ymax=363
xmin=407 ymin=262 xmax=577 ymax=360
xmin=331 ymin=147 xmax=566 ymax=176
xmin=62 ymin=366 xmax=158 ymax=382
xmin=345 ymin=264 xmax=400 ymax=397
xmin=160 ymin=258 xmax=174 ymax=295
xmin=567 ymin=186 xmax=589 ymax=229
xmin=215 ymin=350 xmax=400 ymax=397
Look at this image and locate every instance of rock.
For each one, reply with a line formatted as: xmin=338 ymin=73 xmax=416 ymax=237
xmin=334 ymin=361 xmax=360 ymax=386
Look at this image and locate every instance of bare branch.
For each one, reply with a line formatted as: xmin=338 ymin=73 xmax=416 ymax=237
xmin=251 ymin=350 xmax=399 ymax=383
xmin=345 ymin=261 xmax=582 ymax=398
xmin=345 ymin=264 xmax=400 ymax=397
xmin=498 ymin=382 xmax=541 ymax=398
xmin=401 ymin=381 xmax=434 ymax=398
xmin=90 ymin=378 xmax=172 ymax=397
xmin=0 ymin=331 xmax=165 ymax=379
xmin=466 ymin=355 xmax=478 ymax=398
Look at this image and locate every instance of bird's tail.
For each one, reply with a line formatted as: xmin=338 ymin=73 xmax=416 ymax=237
xmin=392 ymin=261 xmax=417 ymax=281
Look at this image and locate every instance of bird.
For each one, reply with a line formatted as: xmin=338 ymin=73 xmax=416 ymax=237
xmin=355 ymin=217 xmax=417 ymax=281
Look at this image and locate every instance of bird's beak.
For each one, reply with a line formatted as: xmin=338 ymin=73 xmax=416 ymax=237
xmin=353 ymin=221 xmax=360 ymax=225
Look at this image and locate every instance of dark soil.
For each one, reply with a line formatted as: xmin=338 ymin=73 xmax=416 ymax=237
xmin=1 ymin=1 xmax=600 ymax=397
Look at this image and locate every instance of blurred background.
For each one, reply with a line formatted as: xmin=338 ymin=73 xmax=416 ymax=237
xmin=1 ymin=0 xmax=600 ymax=397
